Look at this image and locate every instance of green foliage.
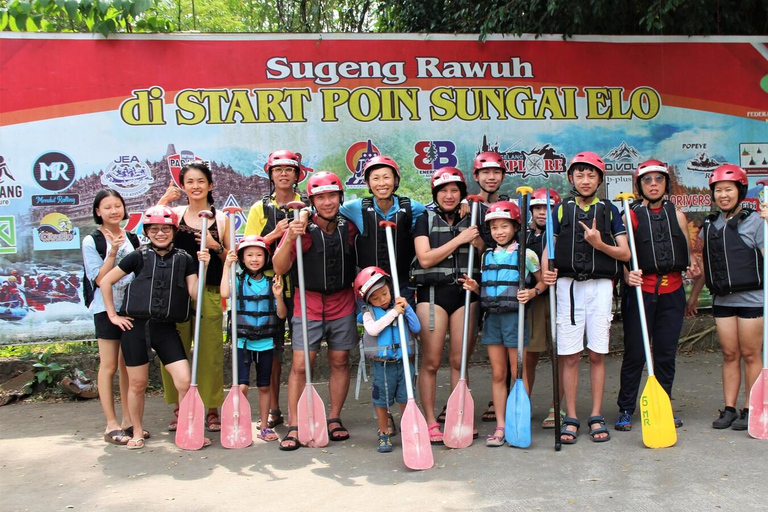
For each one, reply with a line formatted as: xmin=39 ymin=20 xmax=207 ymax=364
xmin=24 ymin=349 xmax=68 ymax=386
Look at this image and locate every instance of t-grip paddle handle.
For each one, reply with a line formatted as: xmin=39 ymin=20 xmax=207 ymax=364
xmin=223 ymin=207 xmax=240 ymax=385
xmin=222 ymin=206 xmax=242 ymax=215
xmin=286 ymin=201 xmax=306 ymax=211
xmin=515 ymin=186 xmax=533 ymax=378
xmin=191 ymin=210 xmax=214 ymax=385
xmin=545 ymin=187 xmax=561 ymax=451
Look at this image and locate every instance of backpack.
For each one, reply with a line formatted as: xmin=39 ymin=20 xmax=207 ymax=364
xmin=83 ymin=230 xmax=141 ymax=307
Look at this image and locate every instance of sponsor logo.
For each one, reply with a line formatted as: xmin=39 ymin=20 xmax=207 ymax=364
xmin=413 ymin=140 xmax=458 ymax=175
xmin=33 ymin=152 xmax=76 ymax=192
xmin=0 ymin=156 xmax=23 ymax=206
xmin=33 ymin=212 xmax=80 ymax=251
xmin=31 ymin=194 xmax=80 ymax=207
xmin=0 ymin=216 xmax=17 ymax=255
xmin=222 ymin=194 xmax=248 ymax=243
xmin=686 ymin=151 xmax=722 ymax=173
xmin=669 ymin=193 xmax=712 ymax=213
xmin=603 ymin=142 xmax=643 ymax=174
xmin=740 ymin=143 xmax=768 ymax=176
xmin=124 ymin=212 xmax=149 ymax=244
xmin=166 ymin=150 xmax=210 ymax=187
xmin=477 ymin=135 xmax=566 ymax=178
xmin=100 ymin=155 xmax=155 ymax=198
xmin=344 ymin=139 xmax=380 ymax=188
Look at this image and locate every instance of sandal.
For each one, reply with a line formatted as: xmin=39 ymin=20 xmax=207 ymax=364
xmin=279 ymin=426 xmax=300 ymax=451
xmin=267 ymin=409 xmax=284 ymax=429
xmin=588 ymin=415 xmax=611 ymax=443
xmin=104 ymin=429 xmax=130 ymax=445
xmin=168 ymin=406 xmax=180 ymax=432
xmin=327 ymin=418 xmax=350 ymax=441
xmin=386 ymin=412 xmax=397 ymax=437
xmin=257 ymin=427 xmax=279 ymax=442
xmin=377 ymin=433 xmax=393 ymax=453
xmin=436 ymin=405 xmax=447 ymax=424
xmin=486 ymin=426 xmax=505 ymax=447
xmin=206 ymin=411 xmax=222 ymax=433
xmin=126 ymin=438 xmax=144 ymax=450
xmin=542 ymin=408 xmax=565 ymax=429
xmin=124 ymin=426 xmax=151 ymax=439
xmin=428 ymin=422 xmax=444 ymax=445
xmin=482 ymin=401 xmax=496 ymax=422
xmin=560 ymin=417 xmax=580 ymax=445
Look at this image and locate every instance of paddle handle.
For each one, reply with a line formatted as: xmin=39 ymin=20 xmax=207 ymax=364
xmin=459 ymin=197 xmax=481 ymax=381
xmin=292 ymin=208 xmax=313 ymax=384
xmin=760 ymin=181 xmax=768 ymax=368
xmin=545 ymin=189 xmax=561 ymax=450
xmin=227 ymin=211 xmax=239 ymax=386
xmin=190 ymin=212 xmax=212 ymax=386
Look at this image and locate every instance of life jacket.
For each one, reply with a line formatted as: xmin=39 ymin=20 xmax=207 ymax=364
xmin=632 ymin=201 xmax=689 ymax=275
xmin=235 ymin=272 xmax=280 ymax=340
xmin=260 ymin=193 xmax=307 ymax=242
xmin=120 ymin=246 xmax=192 ymax=322
xmin=554 ymin=198 xmax=621 ymax=280
xmin=410 ymin=209 xmax=480 ymax=287
xmin=702 ymin=209 xmax=763 ymax=296
xmin=293 ymin=217 xmax=355 ymax=294
xmin=355 ymin=196 xmax=413 ymax=278
xmin=359 ymin=304 xmax=414 ymax=360
xmin=526 ymin=229 xmax=544 ymax=260
xmin=480 ymin=248 xmax=522 ymax=313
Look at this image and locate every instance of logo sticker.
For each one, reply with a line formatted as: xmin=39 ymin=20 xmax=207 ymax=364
xmin=33 ymin=212 xmax=80 ymax=251
xmin=686 ymin=152 xmax=722 ymax=173
xmin=344 ymin=139 xmax=380 ymax=188
xmin=413 ymin=140 xmax=458 ymax=175
xmin=740 ymin=143 xmax=768 ymax=176
xmin=0 ymin=156 xmax=23 ymax=206
xmin=222 ymin=194 xmax=248 ymax=242
xmin=0 ymin=215 xmax=17 ymax=254
xmin=166 ymin=150 xmax=210 ymax=187
xmin=100 ymin=155 xmax=155 ymax=198
xmin=33 ymin=152 xmax=76 ymax=192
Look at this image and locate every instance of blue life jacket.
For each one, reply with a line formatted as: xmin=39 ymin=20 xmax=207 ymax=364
xmin=480 ymin=248 xmax=521 ymax=313
xmin=236 ymin=273 xmax=280 ymax=340
xmin=360 ymin=305 xmax=414 ymax=360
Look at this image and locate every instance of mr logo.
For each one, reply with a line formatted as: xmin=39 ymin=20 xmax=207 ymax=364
xmin=33 ymin=152 xmax=75 ymax=192
xmin=413 ymin=141 xmax=457 ymax=175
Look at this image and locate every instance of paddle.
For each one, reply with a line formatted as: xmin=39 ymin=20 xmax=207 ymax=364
xmin=545 ymin=188 xmax=562 ymax=452
xmin=176 ymin=210 xmax=213 ymax=451
xmin=287 ymin=201 xmax=329 ymax=448
xmin=379 ymin=220 xmax=433 ymax=470
xmin=443 ymin=195 xmax=482 ymax=448
xmin=220 ymin=206 xmax=253 ymax=449
xmin=748 ymin=179 xmax=768 ymax=439
xmin=506 ymin=186 xmax=533 ymax=448
xmin=616 ymin=192 xmax=677 ymax=448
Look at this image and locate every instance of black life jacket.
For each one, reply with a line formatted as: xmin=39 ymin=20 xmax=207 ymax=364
xmin=292 ymin=217 xmax=356 ymax=294
xmin=120 ymin=247 xmax=192 ymax=322
xmin=261 ymin=194 xmax=308 ymax=240
xmin=526 ymin=229 xmax=544 ymax=260
xmin=702 ymin=209 xmax=763 ymax=296
xmin=632 ymin=200 xmax=689 ymax=275
xmin=236 ymin=272 xmax=280 ymax=340
xmin=355 ymin=196 xmax=413 ymax=278
xmin=554 ymin=198 xmax=621 ymax=280
xmin=410 ymin=209 xmax=481 ymax=287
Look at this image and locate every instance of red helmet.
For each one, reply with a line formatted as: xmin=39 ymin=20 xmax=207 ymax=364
xmin=431 ymin=167 xmax=467 ymax=201
xmin=709 ymin=164 xmax=748 ymax=187
xmin=236 ymin=235 xmax=270 ymax=257
xmin=307 ymin=171 xmax=344 ymax=202
xmin=265 ymin=150 xmax=306 ymax=183
xmin=472 ymin=151 xmax=506 ymax=176
xmin=354 ymin=266 xmax=390 ymax=302
xmin=485 ymin=200 xmax=521 ymax=224
xmin=567 ymin=151 xmax=606 ymax=177
xmin=529 ymin=188 xmax=561 ymax=208
xmin=363 ymin=155 xmax=401 ymax=189
xmin=142 ymin=205 xmax=178 ymax=229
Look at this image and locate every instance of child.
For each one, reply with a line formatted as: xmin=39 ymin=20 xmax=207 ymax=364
xmin=355 ymin=266 xmax=421 ymax=453
xmin=220 ymin=235 xmax=287 ymax=441
xmin=460 ymin=200 xmax=544 ymax=447
xmin=101 ymin=205 xmax=209 ymax=450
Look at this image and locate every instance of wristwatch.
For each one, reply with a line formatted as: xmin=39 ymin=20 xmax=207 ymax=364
xmin=215 ymin=244 xmax=224 ymax=254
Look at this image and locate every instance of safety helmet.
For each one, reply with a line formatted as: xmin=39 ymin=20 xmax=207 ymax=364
xmin=363 ymin=155 xmax=401 ymax=190
xmin=634 ymin=159 xmax=670 ymax=196
xmin=264 ymin=150 xmax=306 ymax=183
xmin=567 ymin=151 xmax=605 ymax=179
xmin=142 ymin=205 xmax=178 ymax=229
xmin=709 ymin=164 xmax=749 ymax=202
xmin=529 ymin=188 xmax=561 ymax=208
xmin=472 ymin=151 xmax=506 ymax=176
xmin=306 ymin=171 xmax=344 ymax=204
xmin=236 ymin=235 xmax=270 ymax=257
xmin=430 ymin=167 xmax=467 ymax=203
xmin=485 ymin=201 xmax=521 ymax=224
xmin=354 ymin=266 xmax=390 ymax=302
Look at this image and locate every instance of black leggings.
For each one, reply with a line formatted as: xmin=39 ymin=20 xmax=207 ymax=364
xmin=121 ymin=318 xmax=187 ymax=367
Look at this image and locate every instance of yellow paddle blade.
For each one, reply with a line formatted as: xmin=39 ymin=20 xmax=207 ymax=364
xmin=640 ymin=376 xmax=677 ymax=449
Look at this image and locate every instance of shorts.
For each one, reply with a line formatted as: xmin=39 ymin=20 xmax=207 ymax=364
xmin=371 ymin=359 xmax=413 ymax=408
xmin=416 ymin=284 xmax=478 ymax=316
xmin=237 ymin=347 xmax=274 ymax=387
xmin=94 ymin=311 xmax=123 ymax=341
xmin=712 ymin=305 xmax=763 ymax=319
xmin=121 ymin=318 xmax=187 ymax=367
xmin=555 ymin=277 xmax=613 ymax=356
xmin=527 ymin=294 xmax=552 ymax=353
xmin=292 ymin=314 xmax=357 ymax=352
xmin=482 ymin=311 xmax=529 ymax=349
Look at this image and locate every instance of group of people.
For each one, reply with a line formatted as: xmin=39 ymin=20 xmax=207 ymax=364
xmin=83 ymin=148 xmax=766 ymax=453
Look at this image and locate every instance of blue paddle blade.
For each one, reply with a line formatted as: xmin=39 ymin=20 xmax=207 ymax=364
xmin=505 ymin=379 xmax=532 ymax=448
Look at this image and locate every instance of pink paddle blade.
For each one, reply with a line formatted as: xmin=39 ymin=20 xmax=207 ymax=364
xmin=443 ymin=380 xmax=475 ymax=449
xmin=221 ymin=387 xmax=253 ymax=449
xmin=175 ymin=385 xmax=206 ymax=450
xmin=748 ymin=370 xmax=768 ymax=439
xmin=400 ymin=399 xmax=434 ymax=470
xmin=297 ymin=384 xmax=328 ymax=447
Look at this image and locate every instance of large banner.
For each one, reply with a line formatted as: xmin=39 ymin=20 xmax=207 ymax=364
xmin=1 ymin=34 xmax=767 ymax=343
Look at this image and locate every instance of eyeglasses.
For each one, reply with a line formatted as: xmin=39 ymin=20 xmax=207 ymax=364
xmin=272 ymin=167 xmax=296 ymax=175
xmin=641 ymin=175 xmax=666 ymax=184
xmin=147 ymin=226 xmax=174 ymax=234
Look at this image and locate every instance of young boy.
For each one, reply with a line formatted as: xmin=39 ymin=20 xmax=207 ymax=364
xmin=220 ymin=235 xmax=287 ymax=442
xmin=355 ymin=266 xmax=420 ymax=453
xmin=101 ymin=205 xmax=209 ymax=449
xmin=541 ymin=151 xmax=630 ymax=445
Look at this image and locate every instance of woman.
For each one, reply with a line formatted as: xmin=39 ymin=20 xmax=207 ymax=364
xmin=158 ymin=163 xmax=229 ymax=432
xmin=82 ymin=189 xmax=141 ymax=444
xmin=411 ymin=167 xmax=484 ymax=444
xmin=687 ymin=164 xmax=765 ymax=431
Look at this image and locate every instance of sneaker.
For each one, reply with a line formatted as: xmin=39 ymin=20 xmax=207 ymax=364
xmin=712 ymin=407 xmax=739 ymax=429
xmin=615 ymin=411 xmax=633 ymax=431
xmin=674 ymin=417 xmax=683 ymax=428
xmin=730 ymin=409 xmax=749 ymax=431
xmin=377 ymin=433 xmax=393 ymax=453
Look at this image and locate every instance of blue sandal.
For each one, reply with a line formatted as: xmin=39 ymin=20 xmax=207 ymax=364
xmin=588 ymin=415 xmax=611 ymax=442
xmin=560 ymin=417 xmax=580 ymax=444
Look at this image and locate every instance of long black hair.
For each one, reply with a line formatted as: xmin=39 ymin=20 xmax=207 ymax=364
xmin=179 ymin=162 xmax=216 ymax=207
xmin=92 ymin=189 xmax=128 ymax=225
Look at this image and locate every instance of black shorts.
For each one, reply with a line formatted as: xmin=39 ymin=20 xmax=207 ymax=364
xmin=416 ymin=284 xmax=478 ymax=316
xmin=237 ymin=347 xmax=274 ymax=387
xmin=94 ymin=312 xmax=123 ymax=340
xmin=712 ymin=305 xmax=763 ymax=319
xmin=273 ymin=298 xmax=294 ymax=353
xmin=121 ymin=318 xmax=188 ymax=367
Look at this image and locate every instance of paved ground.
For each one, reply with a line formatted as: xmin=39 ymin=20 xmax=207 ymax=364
xmin=1 ymin=352 xmax=767 ymax=512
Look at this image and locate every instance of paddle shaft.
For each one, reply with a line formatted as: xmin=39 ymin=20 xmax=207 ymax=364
xmin=292 ymin=209 xmax=313 ymax=383
xmin=459 ymin=200 xmax=481 ymax=381
xmin=227 ymin=213 xmax=239 ymax=386
xmin=190 ymin=215 xmax=210 ymax=386
xmin=545 ymin=189 xmax=562 ymax=449
xmin=761 ymin=182 xmax=768 ymax=368
xmin=517 ymin=192 xmax=528 ymax=379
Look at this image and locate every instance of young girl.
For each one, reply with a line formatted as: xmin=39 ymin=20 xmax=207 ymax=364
xmin=159 ymin=163 xmax=229 ymax=432
xmin=220 ymin=235 xmax=287 ymax=442
xmin=687 ymin=164 xmax=765 ymax=431
xmin=101 ymin=206 xmax=210 ymax=449
xmin=461 ymin=200 xmax=544 ymax=447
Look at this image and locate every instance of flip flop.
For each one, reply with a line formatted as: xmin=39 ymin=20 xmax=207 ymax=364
xmin=481 ymin=401 xmax=496 ymax=422
xmin=103 ymin=429 xmax=130 ymax=445
xmin=206 ymin=411 xmax=222 ymax=433
xmin=126 ymin=438 xmax=144 ymax=450
xmin=257 ymin=427 xmax=279 ymax=442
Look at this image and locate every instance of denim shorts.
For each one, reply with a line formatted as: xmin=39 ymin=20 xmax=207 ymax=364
xmin=371 ymin=359 xmax=414 ymax=408
xmin=481 ymin=311 xmax=529 ymax=349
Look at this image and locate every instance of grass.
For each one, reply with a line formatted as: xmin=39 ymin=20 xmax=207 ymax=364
xmin=0 ymin=343 xmax=99 ymax=358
